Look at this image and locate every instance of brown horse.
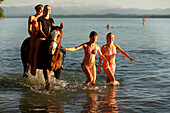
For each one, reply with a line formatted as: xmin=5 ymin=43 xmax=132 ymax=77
xmin=21 ymin=23 xmax=64 ymax=89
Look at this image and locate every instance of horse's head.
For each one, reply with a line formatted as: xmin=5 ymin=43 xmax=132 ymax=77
xmin=49 ymin=23 xmax=63 ymax=55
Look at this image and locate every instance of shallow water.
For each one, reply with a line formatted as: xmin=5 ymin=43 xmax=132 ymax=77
xmin=0 ymin=18 xmax=170 ymax=112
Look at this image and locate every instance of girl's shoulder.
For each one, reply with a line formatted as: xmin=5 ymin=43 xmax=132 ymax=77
xmin=29 ymin=15 xmax=35 ymax=20
xmin=113 ymin=43 xmax=118 ymax=47
xmin=81 ymin=42 xmax=88 ymax=47
xmin=102 ymin=44 xmax=107 ymax=48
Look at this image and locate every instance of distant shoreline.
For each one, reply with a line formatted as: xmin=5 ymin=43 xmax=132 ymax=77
xmin=2 ymin=14 xmax=170 ymax=18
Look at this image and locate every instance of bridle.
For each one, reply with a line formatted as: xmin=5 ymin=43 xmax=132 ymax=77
xmin=50 ymin=31 xmax=63 ymax=50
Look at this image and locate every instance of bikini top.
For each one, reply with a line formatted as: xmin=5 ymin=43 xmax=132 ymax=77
xmin=32 ymin=20 xmax=38 ymax=26
xmin=104 ymin=49 xmax=117 ymax=56
xmin=86 ymin=44 xmax=97 ymax=55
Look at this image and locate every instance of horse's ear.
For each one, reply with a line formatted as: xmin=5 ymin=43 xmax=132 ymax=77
xmin=60 ymin=23 xmax=63 ymax=29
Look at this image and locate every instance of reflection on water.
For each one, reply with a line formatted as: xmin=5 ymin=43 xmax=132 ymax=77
xmin=19 ymin=92 xmax=64 ymax=112
xmin=82 ymin=86 xmax=119 ymax=113
xmin=18 ymin=84 xmax=119 ymax=113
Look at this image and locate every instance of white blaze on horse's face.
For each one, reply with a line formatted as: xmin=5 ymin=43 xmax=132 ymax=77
xmin=49 ymin=30 xmax=61 ymax=55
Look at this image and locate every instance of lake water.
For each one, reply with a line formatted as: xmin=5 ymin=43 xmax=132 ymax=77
xmin=0 ymin=18 xmax=170 ymax=113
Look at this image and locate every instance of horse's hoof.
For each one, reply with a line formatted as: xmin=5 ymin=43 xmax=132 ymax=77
xmin=31 ymin=68 xmax=36 ymax=76
xmin=46 ymin=83 xmax=51 ymax=90
xmin=22 ymin=72 xmax=29 ymax=78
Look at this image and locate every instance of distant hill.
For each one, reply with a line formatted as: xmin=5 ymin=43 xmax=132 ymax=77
xmin=2 ymin=6 xmax=170 ymax=18
xmin=95 ymin=8 xmax=170 ymax=15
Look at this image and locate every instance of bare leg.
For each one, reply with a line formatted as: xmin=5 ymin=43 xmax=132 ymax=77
xmin=103 ymin=68 xmax=119 ymax=86
xmin=32 ymin=38 xmax=45 ymax=75
xmin=81 ymin=64 xmax=94 ymax=85
xmin=90 ymin=65 xmax=96 ymax=86
xmin=103 ymin=67 xmax=115 ymax=82
xmin=29 ymin=38 xmax=35 ymax=73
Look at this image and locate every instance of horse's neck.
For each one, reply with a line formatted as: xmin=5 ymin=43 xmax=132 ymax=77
xmin=53 ymin=44 xmax=61 ymax=61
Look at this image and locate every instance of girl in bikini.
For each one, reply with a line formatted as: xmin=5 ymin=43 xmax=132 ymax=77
xmin=64 ymin=31 xmax=109 ymax=86
xmin=28 ymin=4 xmax=43 ymax=74
xmin=97 ymin=32 xmax=136 ymax=85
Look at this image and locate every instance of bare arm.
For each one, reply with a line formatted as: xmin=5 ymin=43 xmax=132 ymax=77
xmin=97 ymin=45 xmax=108 ymax=63
xmin=66 ymin=43 xmax=84 ymax=51
xmin=115 ymin=43 xmax=136 ymax=62
xmin=28 ymin=16 xmax=33 ymax=37
xmin=97 ymin=45 xmax=105 ymax=75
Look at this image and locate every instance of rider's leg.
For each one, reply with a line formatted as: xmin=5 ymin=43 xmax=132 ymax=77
xmin=32 ymin=38 xmax=44 ymax=75
xmin=29 ymin=37 xmax=35 ymax=73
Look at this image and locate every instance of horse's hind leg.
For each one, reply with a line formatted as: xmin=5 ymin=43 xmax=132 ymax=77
xmin=23 ymin=62 xmax=29 ymax=78
xmin=54 ymin=69 xmax=61 ymax=79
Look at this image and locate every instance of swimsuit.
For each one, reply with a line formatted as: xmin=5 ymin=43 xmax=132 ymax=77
xmin=104 ymin=49 xmax=117 ymax=56
xmin=102 ymin=61 xmax=116 ymax=71
xmin=32 ymin=20 xmax=38 ymax=26
xmin=103 ymin=49 xmax=117 ymax=71
xmin=86 ymin=43 xmax=97 ymax=55
xmin=82 ymin=44 xmax=97 ymax=69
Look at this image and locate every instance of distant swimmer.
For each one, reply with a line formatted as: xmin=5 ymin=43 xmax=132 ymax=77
xmin=107 ymin=23 xmax=111 ymax=29
xmin=113 ymin=25 xmax=116 ymax=28
xmin=143 ymin=17 xmax=146 ymax=25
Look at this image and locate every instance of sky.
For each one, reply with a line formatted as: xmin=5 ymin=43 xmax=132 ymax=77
xmin=1 ymin=0 xmax=170 ymax=9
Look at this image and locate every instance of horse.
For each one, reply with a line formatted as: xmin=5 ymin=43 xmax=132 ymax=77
xmin=21 ymin=23 xmax=64 ymax=89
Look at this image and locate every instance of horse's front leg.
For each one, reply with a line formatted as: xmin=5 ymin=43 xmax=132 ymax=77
xmin=23 ymin=62 xmax=29 ymax=78
xmin=43 ymin=69 xmax=51 ymax=90
xmin=54 ymin=69 xmax=61 ymax=79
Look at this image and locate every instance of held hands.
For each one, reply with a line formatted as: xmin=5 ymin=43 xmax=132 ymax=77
xmin=63 ymin=48 xmax=67 ymax=52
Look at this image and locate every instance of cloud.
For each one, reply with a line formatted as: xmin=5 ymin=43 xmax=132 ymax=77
xmin=104 ymin=1 xmax=126 ymax=9
xmin=50 ymin=1 xmax=89 ymax=8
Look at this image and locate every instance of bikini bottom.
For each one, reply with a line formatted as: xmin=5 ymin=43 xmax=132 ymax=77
xmin=81 ymin=63 xmax=95 ymax=70
xmin=102 ymin=61 xmax=116 ymax=71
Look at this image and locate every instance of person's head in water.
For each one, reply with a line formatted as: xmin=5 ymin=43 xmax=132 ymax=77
xmin=43 ymin=5 xmax=51 ymax=16
xmin=35 ymin=4 xmax=43 ymax=15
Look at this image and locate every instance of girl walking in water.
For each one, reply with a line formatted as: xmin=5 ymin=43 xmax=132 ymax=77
xmin=97 ymin=32 xmax=136 ymax=85
xmin=64 ymin=31 xmax=109 ymax=86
